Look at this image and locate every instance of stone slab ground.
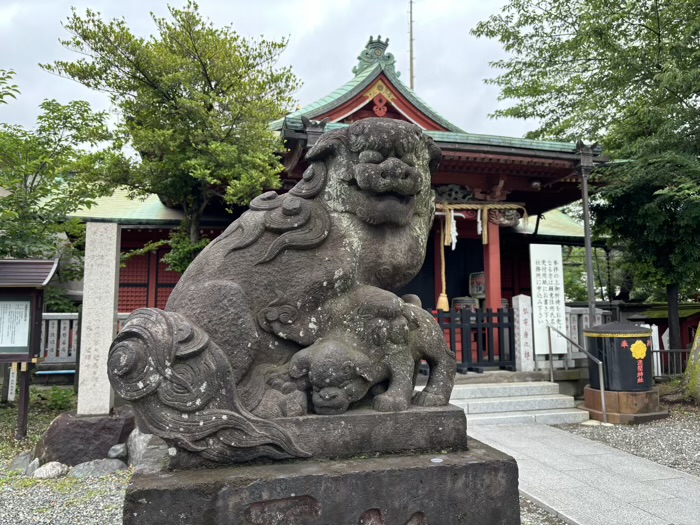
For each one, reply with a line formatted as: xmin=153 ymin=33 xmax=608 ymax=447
xmin=470 ymin=422 xmax=700 ymax=525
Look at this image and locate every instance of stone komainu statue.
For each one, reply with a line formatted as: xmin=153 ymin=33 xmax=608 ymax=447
xmin=108 ymin=118 xmax=456 ymax=464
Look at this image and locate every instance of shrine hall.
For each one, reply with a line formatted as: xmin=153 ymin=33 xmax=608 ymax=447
xmin=270 ymin=36 xmax=604 ymax=314
xmin=72 ymin=35 xmax=603 ymax=327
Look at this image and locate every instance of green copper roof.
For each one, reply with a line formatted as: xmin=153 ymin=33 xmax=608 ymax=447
xmin=628 ymin=305 xmax=700 ymax=320
xmin=515 ymin=209 xmax=584 ymax=237
xmin=280 ymin=116 xmax=577 ymax=154
xmin=69 ymin=188 xmax=231 ymax=226
xmin=271 ymin=36 xmax=464 ymax=133
xmin=273 ymin=36 xmax=581 ymax=154
xmin=383 ymin=66 xmax=464 ymax=133
xmin=270 ymin=63 xmax=379 ymax=129
xmin=69 ymin=188 xmax=184 ymax=225
xmin=427 ymin=130 xmax=577 ymax=153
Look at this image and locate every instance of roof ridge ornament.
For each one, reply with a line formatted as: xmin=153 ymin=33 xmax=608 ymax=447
xmin=352 ymin=35 xmax=400 ymax=77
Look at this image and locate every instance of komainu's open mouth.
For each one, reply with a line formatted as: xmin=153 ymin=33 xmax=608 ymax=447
xmin=340 ymin=179 xmax=419 ymax=226
xmin=369 ymin=191 xmax=414 ymax=205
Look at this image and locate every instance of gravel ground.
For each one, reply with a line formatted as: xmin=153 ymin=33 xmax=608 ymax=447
xmin=0 ymin=465 xmax=570 ymax=525
xmin=0 ymin=463 xmax=131 ymax=525
xmin=520 ymin=496 xmax=569 ymax=525
xmin=8 ymin=391 xmax=695 ymax=524
xmin=558 ymin=401 xmax=700 ymax=477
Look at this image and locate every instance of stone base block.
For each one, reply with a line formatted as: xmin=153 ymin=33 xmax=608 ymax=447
xmin=34 ymin=408 xmax=134 ymax=466
xmin=584 ymin=386 xmax=669 ymax=424
xmin=171 ymin=404 xmax=468 ymax=469
xmin=124 ymin=440 xmax=520 ymax=525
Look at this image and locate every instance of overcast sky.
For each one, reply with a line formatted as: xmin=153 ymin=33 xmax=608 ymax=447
xmin=0 ymin=0 xmax=537 ymax=137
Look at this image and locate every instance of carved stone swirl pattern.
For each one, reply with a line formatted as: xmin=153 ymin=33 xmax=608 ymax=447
xmin=108 ymin=308 xmax=308 ymax=463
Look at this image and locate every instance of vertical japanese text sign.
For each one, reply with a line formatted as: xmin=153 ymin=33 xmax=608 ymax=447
xmin=513 ymin=295 xmax=536 ymax=371
xmin=0 ymin=299 xmax=32 ymax=359
xmin=529 ymin=244 xmax=567 ymax=355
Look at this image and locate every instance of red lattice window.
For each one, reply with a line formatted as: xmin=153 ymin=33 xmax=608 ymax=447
xmin=120 ymin=254 xmax=148 ymax=283
xmin=118 ymin=288 xmax=148 ymax=313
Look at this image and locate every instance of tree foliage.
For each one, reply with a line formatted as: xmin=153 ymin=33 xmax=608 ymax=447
xmin=562 ymin=245 xmax=615 ymax=302
xmin=592 ymin=155 xmax=700 ymax=347
xmin=473 ymin=0 xmax=700 ymax=348
xmin=472 ymin=0 xmax=700 ymax=145
xmin=0 ymin=98 xmax=121 ymax=309
xmin=43 ymin=1 xmax=301 ymax=270
xmin=0 ymin=99 xmax=119 ymax=259
xmin=593 ymin=156 xmax=700 ymax=288
xmin=0 ymin=70 xmax=19 ymax=106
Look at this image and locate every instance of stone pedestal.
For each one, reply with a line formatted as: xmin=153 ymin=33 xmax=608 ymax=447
xmin=584 ymin=385 xmax=669 ymax=424
xmin=171 ymin=405 xmax=468 ymax=470
xmin=123 ymin=439 xmax=520 ymax=525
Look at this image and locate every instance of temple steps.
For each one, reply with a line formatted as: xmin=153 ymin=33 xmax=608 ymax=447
xmin=449 ymin=381 xmax=589 ymax=426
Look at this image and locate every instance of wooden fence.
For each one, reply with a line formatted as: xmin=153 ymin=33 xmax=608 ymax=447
xmin=434 ymin=308 xmax=515 ymax=373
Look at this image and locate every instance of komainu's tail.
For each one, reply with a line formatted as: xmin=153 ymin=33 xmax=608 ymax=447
xmin=108 ymin=308 xmax=309 ymax=464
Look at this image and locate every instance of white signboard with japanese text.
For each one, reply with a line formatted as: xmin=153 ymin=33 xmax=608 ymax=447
xmin=0 ymin=301 xmax=31 ymax=354
xmin=529 ymin=244 xmax=567 ymax=355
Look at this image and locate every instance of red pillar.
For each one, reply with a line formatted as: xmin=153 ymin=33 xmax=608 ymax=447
xmin=484 ymin=221 xmax=502 ymax=311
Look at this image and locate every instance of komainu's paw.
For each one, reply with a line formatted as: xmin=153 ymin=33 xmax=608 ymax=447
xmin=373 ymin=392 xmax=410 ymax=412
xmin=284 ymin=390 xmax=308 ymax=416
xmin=265 ymin=366 xmax=291 ymax=388
xmin=412 ymin=389 xmax=448 ymax=407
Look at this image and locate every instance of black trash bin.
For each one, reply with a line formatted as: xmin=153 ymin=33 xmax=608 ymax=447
xmin=584 ymin=321 xmax=653 ymax=391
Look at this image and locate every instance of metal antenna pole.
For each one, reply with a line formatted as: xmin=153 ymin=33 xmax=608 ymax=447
xmin=578 ymin=141 xmax=597 ymax=325
xmin=409 ymin=0 xmax=415 ymax=89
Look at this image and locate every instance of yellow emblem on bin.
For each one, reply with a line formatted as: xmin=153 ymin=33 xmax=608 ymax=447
xmin=630 ymin=339 xmax=647 ymax=360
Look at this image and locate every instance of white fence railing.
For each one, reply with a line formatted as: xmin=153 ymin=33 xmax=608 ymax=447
xmin=565 ymin=307 xmax=613 ymax=358
xmin=39 ymin=313 xmax=129 ymax=368
xmin=40 ymin=314 xmax=79 ymax=365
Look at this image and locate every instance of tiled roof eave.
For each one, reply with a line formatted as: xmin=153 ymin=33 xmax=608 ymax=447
xmin=274 ymin=63 xmax=467 ymax=134
xmin=270 ymin=65 xmax=383 ymax=131
xmin=381 ymin=68 xmax=464 ymax=133
xmin=281 ymin=118 xmax=583 ymax=158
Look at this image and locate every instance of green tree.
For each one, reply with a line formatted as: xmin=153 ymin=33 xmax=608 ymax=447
xmin=0 ymin=99 xmax=122 ymax=308
xmin=43 ymin=2 xmax=301 ymax=270
xmin=592 ymin=155 xmax=700 ymax=346
xmin=471 ymin=0 xmax=700 ymax=144
xmin=472 ymin=0 xmax=700 ymax=348
xmin=0 ymin=70 xmax=19 ymax=106
xmin=562 ymin=246 xmax=614 ymax=302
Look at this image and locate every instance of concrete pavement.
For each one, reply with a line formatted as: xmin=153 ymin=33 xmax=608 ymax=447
xmin=468 ymin=423 xmax=700 ymax=525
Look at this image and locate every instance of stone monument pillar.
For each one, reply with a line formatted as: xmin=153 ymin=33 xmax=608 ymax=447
xmin=78 ymin=221 xmax=120 ymax=416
